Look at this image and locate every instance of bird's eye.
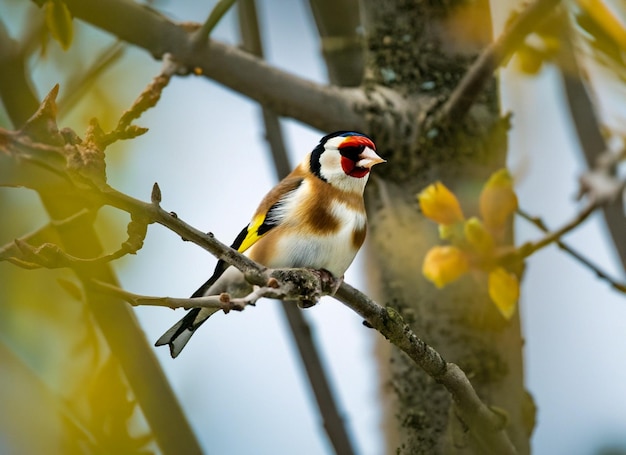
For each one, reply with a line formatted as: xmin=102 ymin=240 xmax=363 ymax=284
xmin=339 ymin=145 xmax=364 ymax=162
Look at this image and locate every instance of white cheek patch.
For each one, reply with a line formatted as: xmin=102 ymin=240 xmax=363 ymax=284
xmin=318 ymin=148 xmax=370 ymax=194
xmin=318 ymin=149 xmax=342 ymax=180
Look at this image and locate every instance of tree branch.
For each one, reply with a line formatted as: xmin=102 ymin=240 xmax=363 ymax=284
xmin=558 ymin=30 xmax=626 ymax=273
xmin=517 ymin=208 xmax=626 ymax=293
xmin=57 ymin=41 xmax=127 ymax=119
xmin=0 ymin=85 xmax=204 ymax=455
xmin=236 ymin=0 xmax=291 ymax=180
xmin=334 ymin=283 xmax=517 ymax=455
xmin=517 ymin=199 xmax=597 ymax=258
xmin=307 ymin=0 xmax=364 ymax=86
xmin=436 ymin=0 xmax=561 ymax=125
xmin=38 ymin=0 xmax=388 ymax=133
xmin=190 ymin=0 xmax=238 ymax=47
xmin=0 ymin=18 xmax=39 ymax=127
xmin=91 ymin=279 xmax=289 ymax=312
xmin=0 ymin=212 xmax=147 ymax=270
xmin=500 ymin=147 xmax=625 ymax=266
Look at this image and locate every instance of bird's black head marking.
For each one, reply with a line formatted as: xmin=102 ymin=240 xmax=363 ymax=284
xmin=310 ymin=131 xmax=372 ymax=182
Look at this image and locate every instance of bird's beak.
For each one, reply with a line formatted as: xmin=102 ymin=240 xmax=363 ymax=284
xmin=357 ymin=147 xmax=386 ymax=169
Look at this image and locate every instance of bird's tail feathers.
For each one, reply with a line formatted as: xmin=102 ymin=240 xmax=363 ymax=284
xmin=155 ymin=307 xmax=219 ymax=358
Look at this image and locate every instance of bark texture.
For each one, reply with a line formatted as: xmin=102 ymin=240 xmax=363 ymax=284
xmin=359 ymin=1 xmax=531 ymax=453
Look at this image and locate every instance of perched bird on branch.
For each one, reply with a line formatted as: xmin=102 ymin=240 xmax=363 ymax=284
xmin=155 ymin=131 xmax=385 ymax=358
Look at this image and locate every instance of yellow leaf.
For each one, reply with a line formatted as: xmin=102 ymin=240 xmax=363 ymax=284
xmin=488 ymin=267 xmax=519 ymax=320
xmin=422 ymin=246 xmax=469 ymax=288
xmin=464 ymin=217 xmax=495 ymax=255
xmin=45 ymin=0 xmax=74 ymax=50
xmin=417 ymin=182 xmax=465 ymax=225
xmin=515 ymin=44 xmax=546 ymax=75
xmin=514 ymin=31 xmax=561 ymax=75
xmin=578 ymin=0 xmax=626 ymax=49
xmin=479 ymin=169 xmax=518 ymax=229
xmin=438 ymin=222 xmax=464 ymax=241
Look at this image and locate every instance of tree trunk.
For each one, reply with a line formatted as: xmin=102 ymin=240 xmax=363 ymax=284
xmin=359 ymin=1 xmax=531 ymax=453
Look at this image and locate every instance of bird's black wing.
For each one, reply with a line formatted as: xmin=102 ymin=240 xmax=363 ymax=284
xmin=190 ymin=225 xmax=249 ymax=298
xmin=191 ymin=176 xmax=304 ymax=298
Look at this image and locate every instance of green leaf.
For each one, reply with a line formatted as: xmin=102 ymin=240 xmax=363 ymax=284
xmin=45 ymin=0 xmax=74 ymax=51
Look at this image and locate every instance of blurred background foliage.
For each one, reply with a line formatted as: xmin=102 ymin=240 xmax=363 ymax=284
xmin=0 ymin=1 xmax=158 ymax=453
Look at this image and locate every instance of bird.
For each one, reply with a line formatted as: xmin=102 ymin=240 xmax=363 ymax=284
xmin=155 ymin=131 xmax=385 ymax=358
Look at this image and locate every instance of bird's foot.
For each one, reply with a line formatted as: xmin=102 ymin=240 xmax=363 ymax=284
xmin=317 ymin=269 xmax=343 ymax=296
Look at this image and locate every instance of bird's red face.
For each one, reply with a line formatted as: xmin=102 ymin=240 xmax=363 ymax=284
xmin=338 ymin=135 xmax=385 ymax=178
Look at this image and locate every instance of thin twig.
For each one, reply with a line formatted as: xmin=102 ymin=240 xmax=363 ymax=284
xmin=0 ymin=205 xmax=147 ymax=270
xmin=502 ymin=155 xmax=625 ymax=267
xmin=0 ymin=18 xmax=39 ymax=126
xmin=436 ymin=0 xmax=561 ymax=125
xmin=91 ymin=279 xmax=288 ymax=311
xmin=91 ymin=279 xmax=227 ymax=309
xmin=517 ymin=209 xmax=626 ymax=293
xmin=100 ymin=55 xmax=179 ymax=147
xmin=58 ymin=40 xmax=126 ymax=119
xmin=103 ymin=183 xmax=269 ymax=284
xmin=517 ymin=200 xmax=597 ymax=258
xmin=0 ymin=210 xmax=91 ymax=267
xmin=191 ymin=0 xmax=238 ymax=48
xmin=558 ymin=29 xmax=626 ymax=272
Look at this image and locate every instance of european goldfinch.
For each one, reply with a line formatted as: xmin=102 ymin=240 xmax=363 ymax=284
xmin=156 ymin=131 xmax=384 ymax=358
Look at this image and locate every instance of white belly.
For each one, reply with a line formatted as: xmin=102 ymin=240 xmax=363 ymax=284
xmin=268 ymin=231 xmax=358 ymax=277
xmin=268 ymin=200 xmax=365 ymax=276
